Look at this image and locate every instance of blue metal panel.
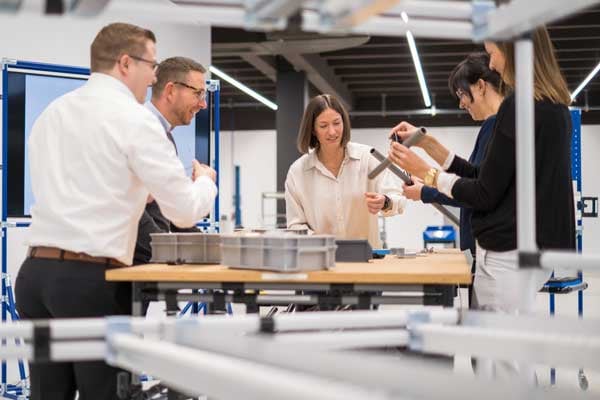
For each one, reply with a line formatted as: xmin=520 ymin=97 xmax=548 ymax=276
xmin=549 ymin=108 xmax=584 ymax=385
xmin=213 ymin=85 xmax=220 ymax=232
xmin=0 ymin=60 xmax=88 ymax=391
xmin=7 ymin=60 xmax=89 ymax=76
xmin=570 ymin=109 xmax=584 ymax=318
xmin=2 ymin=61 xmax=10 ymax=385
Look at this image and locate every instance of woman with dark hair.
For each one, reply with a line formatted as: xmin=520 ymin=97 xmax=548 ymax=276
xmin=285 ymin=94 xmax=406 ymax=248
xmin=388 ymin=27 xmax=574 ymax=317
xmin=400 ymin=52 xmax=504 ymax=306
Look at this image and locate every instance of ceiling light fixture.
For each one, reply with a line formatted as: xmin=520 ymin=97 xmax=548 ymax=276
xmin=209 ymin=65 xmax=278 ymax=111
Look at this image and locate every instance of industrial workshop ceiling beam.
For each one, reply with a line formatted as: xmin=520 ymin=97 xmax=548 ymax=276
xmin=480 ymin=0 xmax=600 ymax=41
xmin=241 ymin=54 xmax=277 ymax=81
xmin=283 ymin=53 xmax=354 ymax=110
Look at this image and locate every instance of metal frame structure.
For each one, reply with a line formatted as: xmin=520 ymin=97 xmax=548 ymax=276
xmin=1 ymin=59 xmax=90 ymax=399
xmin=0 ymin=310 xmax=598 ymax=399
xmin=130 ymin=280 xmax=457 ymax=317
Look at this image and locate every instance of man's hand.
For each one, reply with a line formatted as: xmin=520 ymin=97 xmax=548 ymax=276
xmin=403 ymin=177 xmax=424 ymax=201
xmin=365 ymin=192 xmax=386 ymax=214
xmin=388 ymin=142 xmax=431 ymax=179
xmin=192 ymin=159 xmax=216 ymax=182
xmin=146 ymin=194 xmax=154 ymax=204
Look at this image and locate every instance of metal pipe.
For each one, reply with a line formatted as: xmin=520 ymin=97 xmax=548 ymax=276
xmin=411 ymin=323 xmax=600 ymax=371
xmin=370 ymin=147 xmax=412 ymax=183
xmin=109 ymin=333 xmax=398 ymax=400
xmin=368 ymin=126 xmax=427 ymax=180
xmin=370 ymin=148 xmax=459 ymax=226
xmin=390 ymin=0 xmax=474 ymax=20
xmin=270 ymin=329 xmax=410 ymax=350
xmin=540 ymin=250 xmax=600 ymax=272
xmin=515 ymin=37 xmax=538 ymax=255
xmin=174 ymin=325 xmax=582 ymax=400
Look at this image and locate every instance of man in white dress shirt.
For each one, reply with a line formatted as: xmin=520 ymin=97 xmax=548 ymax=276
xmin=15 ymin=23 xmax=217 ymax=400
xmin=134 ymin=56 xmax=209 ymax=265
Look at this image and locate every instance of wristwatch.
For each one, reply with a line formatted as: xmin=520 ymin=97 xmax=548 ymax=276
xmin=423 ymin=168 xmax=440 ymax=188
xmin=382 ymin=195 xmax=391 ymax=211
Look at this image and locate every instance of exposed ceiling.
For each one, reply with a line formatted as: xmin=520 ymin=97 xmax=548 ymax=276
xmin=207 ymin=3 xmax=600 ymax=130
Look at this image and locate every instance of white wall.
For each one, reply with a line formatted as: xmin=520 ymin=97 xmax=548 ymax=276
xmin=219 ymin=130 xmax=277 ymax=229
xmin=581 ymin=125 xmax=600 ymax=253
xmin=219 ymin=125 xmax=600 ymax=252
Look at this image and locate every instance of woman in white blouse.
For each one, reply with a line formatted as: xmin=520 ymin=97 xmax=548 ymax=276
xmin=285 ymin=94 xmax=406 ymax=248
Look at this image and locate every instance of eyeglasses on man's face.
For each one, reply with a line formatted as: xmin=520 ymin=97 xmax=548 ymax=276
xmin=129 ymin=55 xmax=159 ymax=71
xmin=174 ymin=81 xmax=207 ymax=102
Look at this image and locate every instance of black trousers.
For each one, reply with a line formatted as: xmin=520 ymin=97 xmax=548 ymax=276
xmin=15 ymin=257 xmax=132 ymax=400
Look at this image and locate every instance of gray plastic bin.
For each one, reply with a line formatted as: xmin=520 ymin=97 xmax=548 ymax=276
xmin=221 ymin=234 xmax=336 ymax=272
xmin=150 ymin=233 xmax=221 ymax=264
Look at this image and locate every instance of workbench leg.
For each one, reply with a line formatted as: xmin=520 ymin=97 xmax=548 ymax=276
xmin=424 ymin=285 xmax=456 ymax=307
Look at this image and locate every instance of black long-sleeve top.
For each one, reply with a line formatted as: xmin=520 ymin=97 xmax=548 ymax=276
xmin=449 ymin=94 xmax=575 ymax=252
xmin=421 ymin=116 xmax=495 ymax=253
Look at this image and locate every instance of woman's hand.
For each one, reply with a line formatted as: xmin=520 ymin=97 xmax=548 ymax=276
xmin=364 ymin=192 xmax=386 ymax=214
xmin=403 ymin=177 xmax=424 ymax=201
xmin=388 ymin=142 xmax=431 ymax=179
xmin=388 ymin=121 xmax=417 ymax=142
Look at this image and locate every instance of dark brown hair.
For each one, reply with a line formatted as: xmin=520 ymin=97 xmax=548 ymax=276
xmin=297 ymin=94 xmax=351 ymax=154
xmin=448 ymin=52 xmax=503 ymax=101
xmin=152 ymin=57 xmax=206 ymax=98
xmin=493 ymin=26 xmax=571 ymax=105
xmin=90 ymin=22 xmax=156 ymax=73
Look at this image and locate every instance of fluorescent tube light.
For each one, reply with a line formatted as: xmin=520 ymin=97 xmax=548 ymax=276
xmin=570 ymin=61 xmax=600 ymax=102
xmin=402 ymin=12 xmax=431 ymax=108
xmin=209 ymin=65 xmax=278 ymax=111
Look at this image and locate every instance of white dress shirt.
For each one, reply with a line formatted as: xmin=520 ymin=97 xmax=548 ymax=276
xmin=27 ymin=73 xmax=217 ymax=265
xmin=285 ymin=142 xmax=406 ymax=248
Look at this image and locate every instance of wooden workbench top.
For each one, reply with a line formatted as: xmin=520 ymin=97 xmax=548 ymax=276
xmin=106 ymin=250 xmax=471 ymax=285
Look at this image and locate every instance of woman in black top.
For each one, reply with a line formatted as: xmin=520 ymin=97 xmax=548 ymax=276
xmin=399 ymin=53 xmax=504 ymax=308
xmin=388 ymin=26 xmax=575 ymax=315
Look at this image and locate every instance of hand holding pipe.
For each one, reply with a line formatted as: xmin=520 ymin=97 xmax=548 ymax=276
xmin=368 ymin=126 xmax=427 ymax=180
xmin=370 ymin=147 xmax=459 ymax=226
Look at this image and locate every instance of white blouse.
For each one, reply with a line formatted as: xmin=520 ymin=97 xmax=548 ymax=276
xmin=285 ymin=142 xmax=406 ymax=248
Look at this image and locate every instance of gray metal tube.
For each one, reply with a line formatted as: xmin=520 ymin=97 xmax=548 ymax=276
xmin=369 ymin=148 xmax=412 ymax=183
xmin=515 ymin=38 xmax=538 ymax=254
xmin=540 ymin=251 xmax=600 ymax=272
xmin=371 ymin=148 xmax=459 ymax=226
xmin=368 ymin=127 xmax=426 ymax=180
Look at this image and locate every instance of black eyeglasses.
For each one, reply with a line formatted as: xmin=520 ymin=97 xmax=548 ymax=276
xmin=174 ymin=81 xmax=207 ymax=101
xmin=129 ymin=55 xmax=159 ymax=71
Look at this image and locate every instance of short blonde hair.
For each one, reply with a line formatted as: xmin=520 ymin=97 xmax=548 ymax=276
xmin=90 ymin=23 xmax=156 ymax=73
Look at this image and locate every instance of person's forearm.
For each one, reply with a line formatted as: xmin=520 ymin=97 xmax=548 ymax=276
xmin=421 ymin=136 xmax=450 ymax=166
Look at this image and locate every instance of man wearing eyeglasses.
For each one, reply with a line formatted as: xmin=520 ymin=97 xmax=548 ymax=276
xmin=134 ymin=57 xmax=212 ymax=265
xmin=16 ymin=23 xmax=217 ymax=400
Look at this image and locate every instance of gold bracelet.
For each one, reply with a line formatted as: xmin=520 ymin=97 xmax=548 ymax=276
xmin=424 ymin=168 xmax=439 ymax=187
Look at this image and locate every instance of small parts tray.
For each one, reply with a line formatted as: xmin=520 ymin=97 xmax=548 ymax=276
xmin=221 ymin=234 xmax=336 ymax=272
xmin=150 ymin=233 xmax=221 ymax=264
